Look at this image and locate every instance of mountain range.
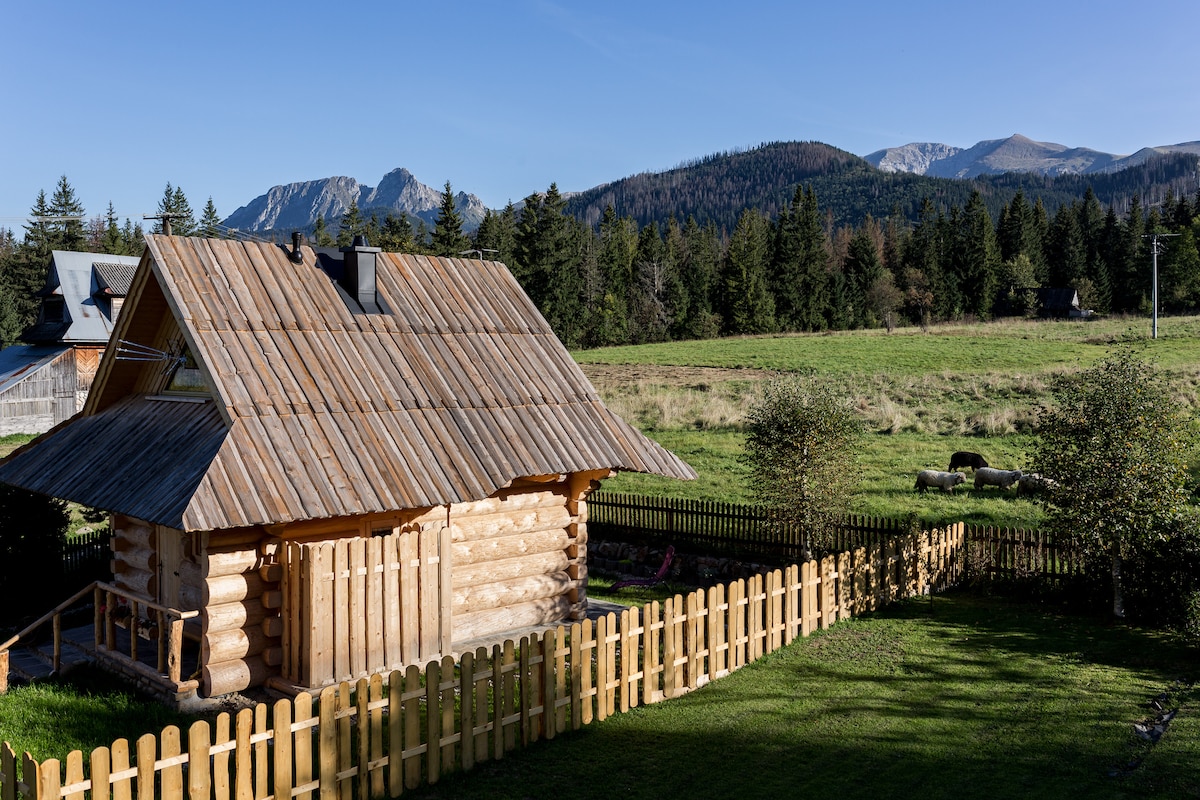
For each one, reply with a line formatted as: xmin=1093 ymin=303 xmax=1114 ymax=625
xmin=222 ymin=134 xmax=1200 ymax=236
xmin=222 ymin=168 xmax=488 ymax=234
xmin=864 ymin=133 xmax=1200 ymax=178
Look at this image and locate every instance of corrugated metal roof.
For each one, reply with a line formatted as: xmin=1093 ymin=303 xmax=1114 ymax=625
xmin=0 ymin=344 xmax=71 ymax=394
xmin=92 ymin=261 xmax=137 ymax=295
xmin=0 ymin=236 xmax=694 ymax=531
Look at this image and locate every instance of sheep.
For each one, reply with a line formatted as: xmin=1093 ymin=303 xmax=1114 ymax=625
xmin=948 ymin=451 xmax=989 ymax=472
xmin=1016 ymin=472 xmax=1059 ymax=497
xmin=915 ymin=469 xmax=967 ymax=494
xmin=973 ymin=467 xmax=1023 ymax=490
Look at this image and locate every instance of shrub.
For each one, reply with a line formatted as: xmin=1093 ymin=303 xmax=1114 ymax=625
xmin=743 ymin=376 xmax=863 ymax=557
xmin=0 ymin=485 xmax=70 ymax=626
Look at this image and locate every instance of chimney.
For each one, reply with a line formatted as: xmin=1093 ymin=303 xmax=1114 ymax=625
xmin=340 ymin=235 xmax=383 ymax=314
xmin=289 ymin=231 xmax=305 ymax=264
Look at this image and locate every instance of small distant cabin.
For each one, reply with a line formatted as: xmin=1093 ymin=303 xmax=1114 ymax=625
xmin=0 ymin=235 xmax=693 ymax=702
xmin=0 ymin=250 xmax=138 ymax=434
xmin=1035 ymin=287 xmax=1090 ymax=319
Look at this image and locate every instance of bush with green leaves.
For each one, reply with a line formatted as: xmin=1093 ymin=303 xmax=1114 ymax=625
xmin=743 ymin=376 xmax=863 ymax=557
xmin=1030 ymin=346 xmax=1197 ymax=621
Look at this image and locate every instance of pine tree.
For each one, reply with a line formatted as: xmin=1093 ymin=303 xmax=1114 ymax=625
xmin=337 ymin=200 xmax=365 ymax=246
xmin=154 ymin=183 xmax=196 ymax=235
xmin=48 ymin=175 xmax=87 ymax=251
xmin=473 ymin=203 xmax=517 ymax=266
xmin=313 ymin=216 xmax=334 ymax=247
xmin=430 ymin=181 xmax=469 ymax=256
xmin=102 ymin=203 xmax=127 ymax=255
xmin=952 ymin=191 xmax=1000 ymax=318
xmin=721 ymin=209 xmax=775 ymax=335
xmin=200 ymin=198 xmax=222 ymax=238
xmin=679 ymin=217 xmax=722 ymax=339
xmin=378 ymin=213 xmax=415 ymax=252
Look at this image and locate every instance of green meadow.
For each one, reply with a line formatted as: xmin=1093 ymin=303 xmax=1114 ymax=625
xmin=575 ymin=315 xmax=1200 ymax=529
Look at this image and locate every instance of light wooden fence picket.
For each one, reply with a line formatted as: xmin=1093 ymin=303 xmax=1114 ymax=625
xmin=2 ymin=524 xmax=964 ymax=800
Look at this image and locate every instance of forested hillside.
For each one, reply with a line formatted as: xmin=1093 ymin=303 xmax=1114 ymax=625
xmin=4 ymin=153 xmax=1200 ymax=355
xmin=564 ymin=141 xmax=1200 ymax=234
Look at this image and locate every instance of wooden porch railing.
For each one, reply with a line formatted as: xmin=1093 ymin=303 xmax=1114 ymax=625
xmin=0 ymin=581 xmax=198 ymax=696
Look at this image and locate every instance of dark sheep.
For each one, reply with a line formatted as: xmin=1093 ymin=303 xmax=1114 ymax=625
xmin=948 ymin=451 xmax=989 ymax=472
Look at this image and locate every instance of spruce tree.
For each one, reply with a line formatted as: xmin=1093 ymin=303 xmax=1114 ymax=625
xmin=200 ymin=198 xmax=222 ymax=238
xmin=430 ymin=181 xmax=469 ymax=256
xmin=953 ymin=191 xmax=1000 ymax=318
xmin=313 ymin=216 xmax=334 ymax=247
xmin=101 ymin=203 xmax=127 ymax=255
xmin=337 ymin=200 xmax=365 ymax=246
xmin=721 ymin=209 xmax=775 ymax=334
xmin=378 ymin=213 xmax=415 ymax=252
xmin=591 ymin=205 xmax=636 ymax=346
xmin=679 ymin=217 xmax=722 ymax=339
xmin=48 ymin=175 xmax=87 ymax=251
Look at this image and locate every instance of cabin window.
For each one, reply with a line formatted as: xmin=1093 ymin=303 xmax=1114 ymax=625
xmin=42 ymin=296 xmax=66 ymax=324
xmin=110 ymin=297 xmax=125 ymax=322
xmin=164 ymin=346 xmax=209 ymax=394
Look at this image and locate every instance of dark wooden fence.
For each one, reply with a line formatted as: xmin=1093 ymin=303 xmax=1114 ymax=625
xmin=962 ymin=524 xmax=1086 ymax=586
xmin=588 ymin=492 xmax=1085 ymax=586
xmin=587 ymin=492 xmax=919 ymax=562
xmin=59 ymin=528 xmax=110 ymax=582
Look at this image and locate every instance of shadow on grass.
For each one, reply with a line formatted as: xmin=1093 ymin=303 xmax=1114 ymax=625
xmin=405 ymin=593 xmax=1198 ymax=800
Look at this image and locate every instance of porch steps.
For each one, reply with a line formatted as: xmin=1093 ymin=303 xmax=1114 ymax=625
xmin=4 ymin=630 xmax=93 ymax=684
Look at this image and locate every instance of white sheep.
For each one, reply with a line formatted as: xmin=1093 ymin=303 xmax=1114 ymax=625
xmin=974 ymin=467 xmax=1023 ymax=490
xmin=1016 ymin=472 xmax=1058 ymax=497
xmin=915 ymin=469 xmax=967 ymax=494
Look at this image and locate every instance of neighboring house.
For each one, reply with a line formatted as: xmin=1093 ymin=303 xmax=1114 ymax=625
xmin=0 ymin=250 xmax=138 ymax=434
xmin=1035 ymin=287 xmax=1089 ymax=318
xmin=0 ymin=234 xmax=694 ymax=702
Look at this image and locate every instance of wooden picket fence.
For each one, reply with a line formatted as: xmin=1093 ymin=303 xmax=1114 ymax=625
xmin=1 ymin=524 xmax=964 ymax=800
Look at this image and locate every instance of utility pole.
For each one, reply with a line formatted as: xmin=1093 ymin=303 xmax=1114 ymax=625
xmin=144 ymin=213 xmax=185 ymax=236
xmin=1142 ymin=232 xmax=1179 ymax=339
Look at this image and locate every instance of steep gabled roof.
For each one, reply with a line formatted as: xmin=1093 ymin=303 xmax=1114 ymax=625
xmin=0 ymin=235 xmax=693 ymax=531
xmin=22 ymin=250 xmax=142 ymax=344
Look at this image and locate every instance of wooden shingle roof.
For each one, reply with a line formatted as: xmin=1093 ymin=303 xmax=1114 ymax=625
xmin=0 ymin=236 xmax=693 ymax=531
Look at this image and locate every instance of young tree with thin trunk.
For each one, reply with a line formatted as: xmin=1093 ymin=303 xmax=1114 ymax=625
xmin=744 ymin=377 xmax=863 ymax=558
xmin=1031 ymin=347 xmax=1195 ymax=619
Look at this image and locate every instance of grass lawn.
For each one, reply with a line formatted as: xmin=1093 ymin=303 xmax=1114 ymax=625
xmin=404 ymin=593 xmax=1199 ymax=800
xmin=0 ymin=666 xmax=203 ymax=761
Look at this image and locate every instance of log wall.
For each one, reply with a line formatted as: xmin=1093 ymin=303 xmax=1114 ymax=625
xmin=110 ymin=516 xmax=158 ymax=600
xmin=200 ymin=529 xmax=281 ymax=697
xmin=448 ymin=484 xmax=580 ymax=643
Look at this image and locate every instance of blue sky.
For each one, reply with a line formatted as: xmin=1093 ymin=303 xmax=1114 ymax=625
xmin=2 ymin=0 xmax=1198 ymax=229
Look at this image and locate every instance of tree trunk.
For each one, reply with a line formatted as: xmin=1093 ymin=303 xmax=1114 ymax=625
xmin=1111 ymin=545 xmax=1125 ymax=619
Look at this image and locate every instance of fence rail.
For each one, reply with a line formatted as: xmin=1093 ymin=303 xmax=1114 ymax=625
xmin=589 ymin=492 xmax=1085 ymax=585
xmin=963 ymin=524 xmax=1086 ymax=585
xmin=587 ymin=492 xmax=919 ymax=560
xmin=3 ymin=525 xmax=964 ymax=800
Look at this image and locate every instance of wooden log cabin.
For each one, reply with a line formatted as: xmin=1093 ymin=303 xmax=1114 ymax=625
xmin=0 ymin=234 xmax=693 ymax=703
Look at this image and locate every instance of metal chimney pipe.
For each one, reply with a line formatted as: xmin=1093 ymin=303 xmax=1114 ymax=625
xmin=289 ymin=231 xmax=304 ymax=264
